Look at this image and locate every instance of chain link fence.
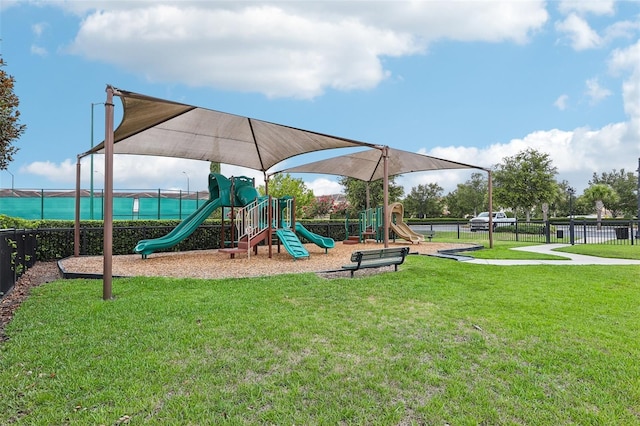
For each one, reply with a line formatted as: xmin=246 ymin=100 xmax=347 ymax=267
xmin=0 ymin=189 xmax=210 ymax=220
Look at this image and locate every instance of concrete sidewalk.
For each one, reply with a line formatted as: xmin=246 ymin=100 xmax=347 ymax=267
xmin=463 ymin=243 xmax=640 ymax=266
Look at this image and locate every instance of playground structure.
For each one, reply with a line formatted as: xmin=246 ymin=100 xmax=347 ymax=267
xmin=347 ymin=203 xmax=423 ymax=244
xmin=134 ymin=173 xmax=334 ymax=259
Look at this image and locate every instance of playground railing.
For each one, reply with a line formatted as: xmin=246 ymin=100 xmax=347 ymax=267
xmin=359 ymin=207 xmax=383 ymax=241
xmin=233 ymin=197 xmax=276 ymax=258
xmin=281 ymin=197 xmax=294 ymax=229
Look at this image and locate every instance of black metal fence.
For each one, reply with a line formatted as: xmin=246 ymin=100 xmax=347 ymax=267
xmin=0 ymin=229 xmax=37 ymax=298
xmin=410 ymin=219 xmax=638 ymax=245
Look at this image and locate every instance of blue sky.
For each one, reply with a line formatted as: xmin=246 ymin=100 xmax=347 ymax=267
xmin=1 ymin=0 xmax=638 ymax=197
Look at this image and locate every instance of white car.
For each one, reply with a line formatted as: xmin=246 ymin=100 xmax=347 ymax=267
xmin=469 ymin=211 xmax=516 ymax=231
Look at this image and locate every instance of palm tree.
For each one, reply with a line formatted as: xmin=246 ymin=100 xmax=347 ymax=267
xmin=582 ymin=184 xmax=619 ymax=229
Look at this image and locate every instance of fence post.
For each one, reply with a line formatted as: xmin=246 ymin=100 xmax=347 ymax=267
xmin=545 ymin=220 xmax=550 ymax=244
xmin=569 ymin=218 xmax=575 ymax=245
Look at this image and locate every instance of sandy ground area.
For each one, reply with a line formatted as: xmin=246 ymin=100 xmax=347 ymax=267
xmin=59 ymin=240 xmax=475 ymax=280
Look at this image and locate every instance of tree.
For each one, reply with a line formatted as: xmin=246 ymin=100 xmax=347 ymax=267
xmin=0 ymin=56 xmax=26 ymax=170
xmin=258 ymin=173 xmax=314 ymax=218
xmin=338 ymin=176 xmax=404 ymax=212
xmin=582 ymin=183 xmax=619 ymax=228
xmin=445 ymin=172 xmax=488 ymax=217
xmin=589 ymin=169 xmax=637 ymax=218
xmin=404 ymin=183 xmax=443 ymax=218
xmin=305 ymin=195 xmax=334 ymax=219
xmin=492 ymin=148 xmax=558 ymax=221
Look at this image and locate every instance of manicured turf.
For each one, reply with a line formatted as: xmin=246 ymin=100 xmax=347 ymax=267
xmin=555 ymin=243 xmax=640 ymax=260
xmin=1 ymin=254 xmax=639 ymax=424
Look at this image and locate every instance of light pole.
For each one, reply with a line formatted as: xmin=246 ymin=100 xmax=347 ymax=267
xmin=90 ymin=102 xmax=102 ymax=220
xmin=182 ymin=171 xmax=190 ymax=196
xmin=568 ymin=186 xmax=575 ymax=245
xmin=636 ymin=158 xmax=639 ymax=239
xmin=6 ymin=170 xmax=14 ymax=194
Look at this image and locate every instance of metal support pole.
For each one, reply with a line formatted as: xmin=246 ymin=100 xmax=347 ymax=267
xmin=90 ymin=102 xmax=101 ymax=220
xmin=74 ymin=157 xmax=81 ymax=256
xmin=103 ymin=86 xmax=115 ymax=300
xmin=5 ymin=170 xmax=14 ymax=194
xmin=487 ymin=170 xmax=493 ymax=249
xmin=382 ymin=146 xmax=389 ymax=248
xmin=636 ymin=158 xmax=639 ymax=240
xmin=568 ymin=187 xmax=575 ymax=245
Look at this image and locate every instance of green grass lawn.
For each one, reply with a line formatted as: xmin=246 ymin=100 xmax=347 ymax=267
xmin=1 ymin=256 xmax=639 ymax=425
xmin=457 ymin=241 xmax=570 ymax=260
xmin=555 ymin=244 xmax=640 ymax=260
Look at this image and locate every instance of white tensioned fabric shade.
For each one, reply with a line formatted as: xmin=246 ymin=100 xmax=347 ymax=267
xmin=82 ymin=87 xmax=375 ymax=170
xmin=277 ymin=147 xmax=483 ymax=182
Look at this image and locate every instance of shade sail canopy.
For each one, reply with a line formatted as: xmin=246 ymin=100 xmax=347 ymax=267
xmin=276 ymin=147 xmax=484 ymax=182
xmin=82 ymin=87 xmax=375 ymax=172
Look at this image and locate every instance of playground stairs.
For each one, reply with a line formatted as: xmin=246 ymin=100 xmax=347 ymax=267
xmin=343 ymin=235 xmax=360 ymax=245
xmin=219 ymin=228 xmax=270 ymax=259
xmin=362 ymin=226 xmax=377 ymax=241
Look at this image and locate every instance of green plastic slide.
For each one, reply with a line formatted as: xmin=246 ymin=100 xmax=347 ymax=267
xmin=135 ymin=197 xmax=222 ymax=257
xmin=295 ymin=222 xmax=335 ymax=250
xmin=275 ymin=228 xmax=310 ymax=259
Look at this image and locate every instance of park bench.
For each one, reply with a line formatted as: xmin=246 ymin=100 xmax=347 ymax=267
xmin=423 ymin=230 xmax=435 ymax=241
xmin=342 ymin=246 xmax=410 ymax=278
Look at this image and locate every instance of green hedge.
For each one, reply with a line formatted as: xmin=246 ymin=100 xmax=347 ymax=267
xmin=27 ymin=219 xmax=355 ymax=261
xmin=495 ymin=223 xmax=555 ymax=235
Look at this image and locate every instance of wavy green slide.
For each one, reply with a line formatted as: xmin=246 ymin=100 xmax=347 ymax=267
xmin=135 ymin=197 xmax=222 ymax=257
xmin=295 ymin=222 xmax=335 ymax=250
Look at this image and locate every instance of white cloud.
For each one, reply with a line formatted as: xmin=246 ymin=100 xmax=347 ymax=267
xmin=21 ymin=159 xmax=76 ymax=183
xmin=69 ymin=4 xmax=419 ymax=99
xmin=554 ymin=94 xmax=569 ymax=110
xmin=558 ymin=0 xmax=615 ymax=16
xmin=603 ymin=19 xmax=640 ymax=44
xmin=415 ymin=119 xmax=637 ymax=195
xmin=21 ymin=156 xmax=215 ymax=191
xmin=555 ymin=13 xmax=602 ymax=50
xmin=608 ymin=40 xmax=640 ymax=74
xmin=0 ymin=0 xmax=20 ymax=12
xmin=304 ymin=177 xmax=343 ymax=196
xmin=32 ymin=22 xmax=48 ymax=37
xmin=65 ymin=1 xmax=547 ymax=99
xmin=608 ymin=40 xmax=640 ymax=120
xmin=585 ymin=78 xmax=612 ymax=105
xmin=30 ymin=44 xmax=48 ymax=57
